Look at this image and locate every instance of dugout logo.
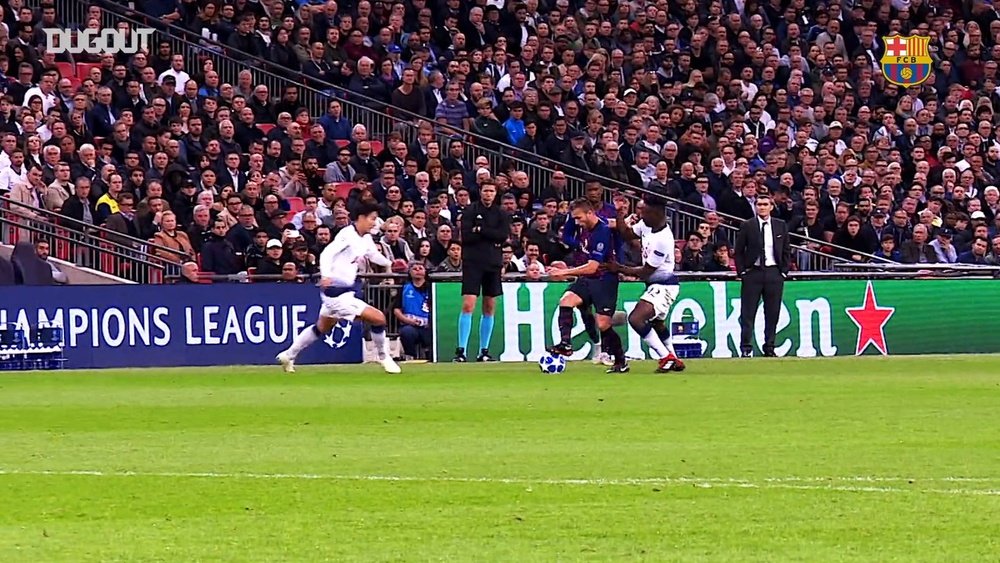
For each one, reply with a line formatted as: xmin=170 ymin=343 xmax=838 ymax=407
xmin=880 ymin=35 xmax=932 ymax=87
xmin=44 ymin=28 xmax=155 ymax=55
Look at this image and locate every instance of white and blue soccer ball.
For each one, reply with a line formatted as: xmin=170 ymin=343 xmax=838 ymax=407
xmin=538 ymin=353 xmax=567 ymax=374
xmin=323 ymin=320 xmax=353 ymax=349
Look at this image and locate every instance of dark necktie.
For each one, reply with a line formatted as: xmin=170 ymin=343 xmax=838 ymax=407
xmin=760 ymin=220 xmax=769 ymax=266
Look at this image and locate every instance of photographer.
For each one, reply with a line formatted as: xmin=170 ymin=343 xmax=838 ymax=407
xmin=454 ymin=181 xmax=510 ymax=362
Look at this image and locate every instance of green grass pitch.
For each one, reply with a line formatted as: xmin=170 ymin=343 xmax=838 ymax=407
xmin=1 ymin=356 xmax=999 ymax=562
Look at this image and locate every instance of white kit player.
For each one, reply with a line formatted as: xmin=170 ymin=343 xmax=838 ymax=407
xmin=277 ymin=202 xmax=401 ymax=374
xmin=607 ymin=194 xmax=685 ymax=373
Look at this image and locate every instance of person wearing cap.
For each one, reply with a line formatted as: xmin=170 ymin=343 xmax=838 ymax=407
xmin=929 ymin=227 xmax=958 ymax=264
xmin=561 ymin=129 xmax=591 ymax=171
xmin=254 ymin=239 xmax=286 ymax=278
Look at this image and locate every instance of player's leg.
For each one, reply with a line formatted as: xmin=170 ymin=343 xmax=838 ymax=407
xmin=595 ymin=311 xmax=627 ymax=373
xmin=593 ymin=281 xmax=628 ymax=373
xmin=549 ymin=284 xmax=585 ymax=356
xmin=634 ymin=284 xmax=684 ymax=372
xmin=277 ymin=309 xmax=337 ymax=373
xmin=357 ymin=304 xmax=401 ymax=374
xmin=456 ymin=272 xmax=483 ymax=362
xmin=579 ymin=307 xmax=607 ymax=364
xmin=476 ymin=270 xmax=502 ymax=361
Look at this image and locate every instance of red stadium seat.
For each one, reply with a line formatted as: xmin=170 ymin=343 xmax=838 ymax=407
xmin=55 ymin=62 xmax=75 ymax=80
xmin=285 ymin=197 xmax=305 ymax=214
xmin=92 ymin=136 xmax=104 ymax=147
xmin=246 ymin=267 xmax=257 ymax=282
xmin=333 ymin=182 xmax=353 ymax=200
xmin=370 ymin=140 xmax=383 ymax=154
xmin=334 ymin=139 xmax=350 ymax=148
xmin=75 ymin=62 xmax=101 ymax=80
xmin=257 ymin=123 xmax=275 ymax=134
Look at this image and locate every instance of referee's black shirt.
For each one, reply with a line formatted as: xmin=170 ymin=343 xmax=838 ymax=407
xmin=460 ymin=202 xmax=510 ymax=271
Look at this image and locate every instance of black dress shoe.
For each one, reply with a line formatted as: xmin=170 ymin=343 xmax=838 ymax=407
xmin=740 ymin=350 xmax=753 ymax=358
xmin=763 ymin=350 xmax=777 ymax=357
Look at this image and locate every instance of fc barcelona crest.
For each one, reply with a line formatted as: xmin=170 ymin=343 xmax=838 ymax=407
xmin=880 ymin=35 xmax=932 ymax=87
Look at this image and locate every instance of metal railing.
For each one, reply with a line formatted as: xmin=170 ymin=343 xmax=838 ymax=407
xmin=0 ymin=196 xmax=186 ymax=283
xmin=78 ymin=0 xmax=893 ymax=270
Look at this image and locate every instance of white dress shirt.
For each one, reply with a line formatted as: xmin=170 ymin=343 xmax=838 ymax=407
xmin=759 ymin=217 xmax=777 ymax=267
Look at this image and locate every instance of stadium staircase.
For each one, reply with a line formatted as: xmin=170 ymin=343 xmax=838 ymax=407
xmin=66 ymin=0 xmax=892 ymax=271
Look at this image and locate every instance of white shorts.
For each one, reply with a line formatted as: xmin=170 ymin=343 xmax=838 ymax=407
xmin=320 ymin=291 xmax=368 ymax=322
xmin=639 ymin=284 xmax=679 ymax=322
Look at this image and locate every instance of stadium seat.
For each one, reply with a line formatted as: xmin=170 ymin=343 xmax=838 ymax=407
xmin=333 ymin=182 xmax=353 ymax=200
xmin=75 ymin=63 xmax=101 ymax=80
xmin=370 ymin=140 xmax=383 ymax=154
xmin=55 ymin=62 xmax=75 ymax=80
xmin=246 ymin=267 xmax=256 ymax=282
xmin=92 ymin=136 xmax=104 ymax=147
xmin=334 ymin=139 xmax=350 ymax=148
xmin=286 ymin=197 xmax=305 ymax=214
xmin=257 ymin=123 xmax=275 ymax=134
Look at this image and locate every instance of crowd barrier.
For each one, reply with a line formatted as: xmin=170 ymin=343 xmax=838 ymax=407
xmin=0 ymin=285 xmax=362 ymax=368
xmin=430 ymin=279 xmax=1000 ymax=361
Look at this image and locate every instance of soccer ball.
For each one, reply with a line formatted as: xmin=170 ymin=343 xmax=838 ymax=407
xmin=323 ymin=320 xmax=353 ymax=349
xmin=538 ymin=353 xmax=567 ymax=374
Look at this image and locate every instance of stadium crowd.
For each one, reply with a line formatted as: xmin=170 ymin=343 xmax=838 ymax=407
xmin=2 ymin=0 xmax=1000 ymax=292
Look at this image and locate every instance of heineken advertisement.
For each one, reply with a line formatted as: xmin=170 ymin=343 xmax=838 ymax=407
xmin=430 ymin=280 xmax=1000 ymax=361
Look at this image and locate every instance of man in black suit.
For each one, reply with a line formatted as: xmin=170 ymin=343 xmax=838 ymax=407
xmin=734 ymin=194 xmax=792 ymax=357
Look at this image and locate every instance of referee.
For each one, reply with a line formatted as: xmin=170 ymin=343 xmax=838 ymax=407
xmin=455 ymin=181 xmax=510 ymax=362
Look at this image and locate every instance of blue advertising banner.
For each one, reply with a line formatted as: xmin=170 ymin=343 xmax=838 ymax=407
xmin=0 ymin=284 xmax=364 ymax=369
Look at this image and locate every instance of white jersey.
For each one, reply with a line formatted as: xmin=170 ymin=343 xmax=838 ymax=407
xmin=320 ymin=224 xmax=391 ymax=288
xmin=632 ymin=220 xmax=678 ymax=285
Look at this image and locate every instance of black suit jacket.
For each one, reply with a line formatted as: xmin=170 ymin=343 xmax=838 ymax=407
xmin=734 ymin=216 xmax=792 ymax=275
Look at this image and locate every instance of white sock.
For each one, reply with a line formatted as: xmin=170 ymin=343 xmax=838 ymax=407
xmin=372 ymin=328 xmax=389 ymax=360
xmin=662 ymin=334 xmax=676 ymax=356
xmin=643 ymin=331 xmax=671 ymax=358
xmin=286 ymin=325 xmax=320 ymax=359
xmin=591 ymin=341 xmax=602 ymax=357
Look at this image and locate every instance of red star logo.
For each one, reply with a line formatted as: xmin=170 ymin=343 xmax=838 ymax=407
xmin=845 ymin=282 xmax=895 ymax=356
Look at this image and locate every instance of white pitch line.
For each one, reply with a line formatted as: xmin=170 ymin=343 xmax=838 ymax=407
xmin=1 ymin=469 xmax=1000 ymax=497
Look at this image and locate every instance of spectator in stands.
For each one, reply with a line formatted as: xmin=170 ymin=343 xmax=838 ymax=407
xmin=930 ymin=228 xmax=959 ymax=264
xmin=435 ymin=241 xmax=463 ymax=273
xmin=901 ymin=225 xmax=939 ymax=265
xmin=874 ymin=235 xmax=903 ymax=263
xmin=226 ymin=204 xmax=257 ymax=251
xmin=704 ymin=242 xmax=735 ymax=273
xmin=200 ymin=219 xmax=242 ymax=275
xmin=151 ymin=211 xmax=195 ymax=264
xmin=104 ymin=193 xmax=139 ymax=243
xmin=290 ymin=242 xmax=318 ymax=276
xmin=186 ymin=204 xmax=213 ymax=254
xmin=244 ymin=230 xmax=269 ymax=270
xmin=958 ymin=237 xmax=991 ymax=266
xmin=832 ymin=216 xmax=879 ymax=262
xmin=394 ymin=261 xmax=431 ymax=360
xmin=278 ymin=262 xmax=302 ymax=283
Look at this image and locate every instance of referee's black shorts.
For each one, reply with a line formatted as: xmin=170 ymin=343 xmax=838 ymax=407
xmin=461 ymin=266 xmax=503 ymax=298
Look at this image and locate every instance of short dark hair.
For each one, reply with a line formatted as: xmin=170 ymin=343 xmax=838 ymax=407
xmin=350 ymin=201 xmax=381 ymax=220
xmin=570 ymin=198 xmax=593 ymax=211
